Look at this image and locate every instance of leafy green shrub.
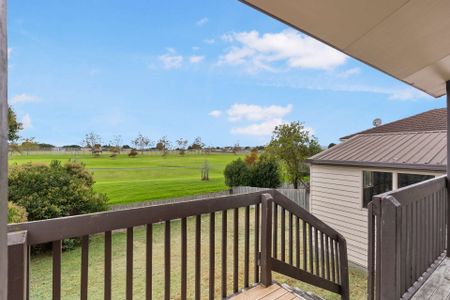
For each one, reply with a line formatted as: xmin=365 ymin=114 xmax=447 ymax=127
xmin=224 ymin=158 xmax=251 ymax=187
xmin=249 ymin=156 xmax=281 ymax=188
xmin=8 ymin=202 xmax=28 ymax=224
xmin=9 ymin=160 xmax=108 ymax=221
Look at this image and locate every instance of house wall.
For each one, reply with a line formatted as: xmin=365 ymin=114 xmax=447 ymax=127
xmin=310 ymin=164 xmax=443 ymax=268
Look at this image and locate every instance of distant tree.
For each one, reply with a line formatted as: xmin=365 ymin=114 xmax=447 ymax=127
xmin=267 ymin=121 xmax=322 ymax=189
xmin=328 ymin=143 xmax=336 ymax=149
xmin=122 ymin=144 xmax=131 ymax=150
xmin=224 ymin=158 xmax=251 ymax=187
xmin=191 ymin=136 xmax=205 ymax=152
xmin=156 ymin=136 xmax=171 ymax=157
xmin=201 ymin=160 xmax=209 ymax=181
xmin=110 ymin=135 xmax=123 ymax=154
xmin=62 ymin=145 xmax=81 ymax=149
xmin=132 ymin=133 xmax=151 ymax=155
xmin=176 ymin=138 xmax=188 ymax=155
xmin=82 ymin=132 xmax=102 ymax=156
xmin=20 ymin=138 xmax=39 ymax=155
xmin=232 ymin=141 xmax=241 ymax=155
xmin=244 ymin=149 xmax=258 ymax=166
xmin=8 ymin=106 xmax=23 ymax=143
xmin=37 ymin=143 xmax=55 ymax=150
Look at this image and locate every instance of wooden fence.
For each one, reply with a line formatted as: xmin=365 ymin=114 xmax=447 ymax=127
xmin=112 ymin=187 xmax=309 ymax=212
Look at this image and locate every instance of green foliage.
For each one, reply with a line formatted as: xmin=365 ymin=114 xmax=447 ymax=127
xmin=8 ymin=160 xmax=107 ymax=221
xmin=267 ymin=121 xmax=322 ymax=188
xmin=8 ymin=106 xmax=23 ymax=143
xmin=224 ymin=156 xmax=281 ymax=188
xmin=224 ymin=158 xmax=251 ymax=187
xmin=249 ymin=155 xmax=281 ymax=188
xmin=8 ymin=202 xmax=28 ymax=223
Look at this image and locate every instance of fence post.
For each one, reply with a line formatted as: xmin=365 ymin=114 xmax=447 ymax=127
xmin=260 ymin=193 xmax=273 ymax=286
xmin=7 ymin=231 xmax=28 ymax=300
xmin=379 ymin=196 xmax=401 ymax=300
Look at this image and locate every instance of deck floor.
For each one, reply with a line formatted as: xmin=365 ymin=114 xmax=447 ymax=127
xmin=229 ymin=283 xmax=323 ymax=300
xmin=412 ymin=257 xmax=450 ymax=299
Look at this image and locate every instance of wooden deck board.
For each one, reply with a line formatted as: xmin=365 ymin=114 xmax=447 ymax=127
xmin=412 ymin=257 xmax=450 ymax=300
xmin=229 ymin=284 xmax=299 ymax=300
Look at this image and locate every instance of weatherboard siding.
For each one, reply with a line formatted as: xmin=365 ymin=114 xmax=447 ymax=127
xmin=310 ymin=164 xmax=444 ymax=268
xmin=310 ymin=164 xmax=368 ymax=267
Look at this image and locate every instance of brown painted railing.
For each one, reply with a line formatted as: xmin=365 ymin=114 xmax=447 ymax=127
xmin=7 ymin=190 xmax=349 ymax=300
xmin=368 ymin=176 xmax=447 ymax=300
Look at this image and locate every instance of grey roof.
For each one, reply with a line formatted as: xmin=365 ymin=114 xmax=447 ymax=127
xmin=309 ymin=131 xmax=446 ymax=171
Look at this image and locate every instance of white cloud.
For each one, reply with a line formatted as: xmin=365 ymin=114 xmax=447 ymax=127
xmin=192 ymin=46 xmax=200 ymax=51
xmin=388 ymin=88 xmax=429 ymax=101
xmin=227 ymin=103 xmax=293 ymax=122
xmin=231 ymin=118 xmax=285 ymax=136
xmin=189 ymin=55 xmax=205 ymax=64
xmin=204 ymin=39 xmax=215 ymax=45
xmin=196 ymin=17 xmax=209 ymax=27
xmin=11 ymin=93 xmax=38 ymax=104
xmin=337 ymin=67 xmax=360 ymax=78
xmin=219 ymin=29 xmax=347 ymax=72
xmin=21 ymin=113 xmax=32 ymax=129
xmin=209 ymin=110 xmax=222 ymax=118
xmin=159 ymin=49 xmax=183 ymax=69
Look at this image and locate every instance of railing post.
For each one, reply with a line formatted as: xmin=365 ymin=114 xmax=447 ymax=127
xmin=379 ymin=196 xmax=401 ymax=300
xmin=447 ymin=80 xmax=450 ymax=257
xmin=7 ymin=231 xmax=28 ymax=300
xmin=260 ymin=193 xmax=273 ymax=286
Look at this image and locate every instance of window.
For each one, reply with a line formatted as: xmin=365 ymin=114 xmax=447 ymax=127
xmin=398 ymin=173 xmax=434 ymax=188
xmin=362 ymin=171 xmax=392 ymax=208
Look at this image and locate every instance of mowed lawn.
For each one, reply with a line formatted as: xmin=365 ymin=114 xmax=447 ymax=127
xmin=9 ymin=152 xmax=242 ymax=205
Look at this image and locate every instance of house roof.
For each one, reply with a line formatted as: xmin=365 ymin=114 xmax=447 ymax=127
xmin=308 ymin=130 xmax=447 ymax=171
xmin=241 ymin=0 xmax=450 ymax=98
xmin=340 ymin=108 xmax=447 ymax=140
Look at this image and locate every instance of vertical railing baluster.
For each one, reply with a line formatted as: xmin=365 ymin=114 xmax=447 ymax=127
xmin=164 ymin=221 xmax=170 ymax=300
xmin=320 ymin=232 xmax=325 ymax=278
xmin=233 ymin=208 xmax=239 ymax=293
xmin=296 ymin=217 xmax=300 ymax=268
xmin=325 ymin=236 xmax=330 ymax=281
xmin=308 ymin=223 xmax=313 ymax=273
xmin=244 ymin=206 xmax=250 ymax=288
xmin=104 ymin=231 xmax=112 ymax=300
xmin=181 ymin=218 xmax=187 ymax=300
xmin=52 ymin=240 xmax=61 ymax=300
xmin=303 ymin=220 xmax=307 ymax=271
xmin=146 ymin=224 xmax=152 ymax=300
xmin=209 ymin=212 xmax=215 ymax=300
xmin=80 ymin=235 xmax=89 ymax=300
xmin=254 ymin=203 xmax=260 ymax=283
xmin=315 ymin=227 xmax=319 ymax=276
xmin=273 ymin=204 xmax=278 ymax=259
xmin=289 ymin=212 xmax=293 ymax=265
xmin=330 ymin=238 xmax=336 ymax=282
xmin=281 ymin=208 xmax=286 ymax=262
xmin=126 ymin=227 xmax=133 ymax=300
xmin=336 ymin=240 xmax=341 ymax=284
xmin=195 ymin=215 xmax=201 ymax=300
xmin=260 ymin=194 xmax=273 ymax=287
xmin=221 ymin=210 xmax=227 ymax=298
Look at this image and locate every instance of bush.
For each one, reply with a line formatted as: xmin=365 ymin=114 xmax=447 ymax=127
xmin=128 ymin=149 xmax=138 ymax=158
xmin=249 ymin=156 xmax=281 ymax=188
xmin=224 ymin=158 xmax=251 ymax=187
xmin=9 ymin=160 xmax=108 ymax=221
xmin=244 ymin=149 xmax=258 ymax=166
xmin=8 ymin=202 xmax=28 ymax=224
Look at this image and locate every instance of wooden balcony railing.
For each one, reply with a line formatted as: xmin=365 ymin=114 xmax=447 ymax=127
xmin=368 ymin=176 xmax=448 ymax=300
xmin=7 ymin=190 xmax=349 ymax=300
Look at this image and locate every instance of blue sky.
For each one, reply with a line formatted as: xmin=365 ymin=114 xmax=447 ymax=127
xmin=8 ymin=0 xmax=446 ymax=147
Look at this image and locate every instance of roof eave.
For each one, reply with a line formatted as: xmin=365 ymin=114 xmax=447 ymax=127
xmin=308 ymin=159 xmax=446 ymax=172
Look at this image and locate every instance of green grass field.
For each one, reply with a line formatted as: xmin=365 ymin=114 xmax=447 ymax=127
xmin=9 ymin=152 xmax=242 ymax=205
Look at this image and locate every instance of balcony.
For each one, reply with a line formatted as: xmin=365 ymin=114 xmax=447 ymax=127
xmin=7 ymin=191 xmax=349 ymax=299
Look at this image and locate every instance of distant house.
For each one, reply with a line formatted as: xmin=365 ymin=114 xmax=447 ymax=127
xmin=308 ymin=108 xmax=447 ymax=268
